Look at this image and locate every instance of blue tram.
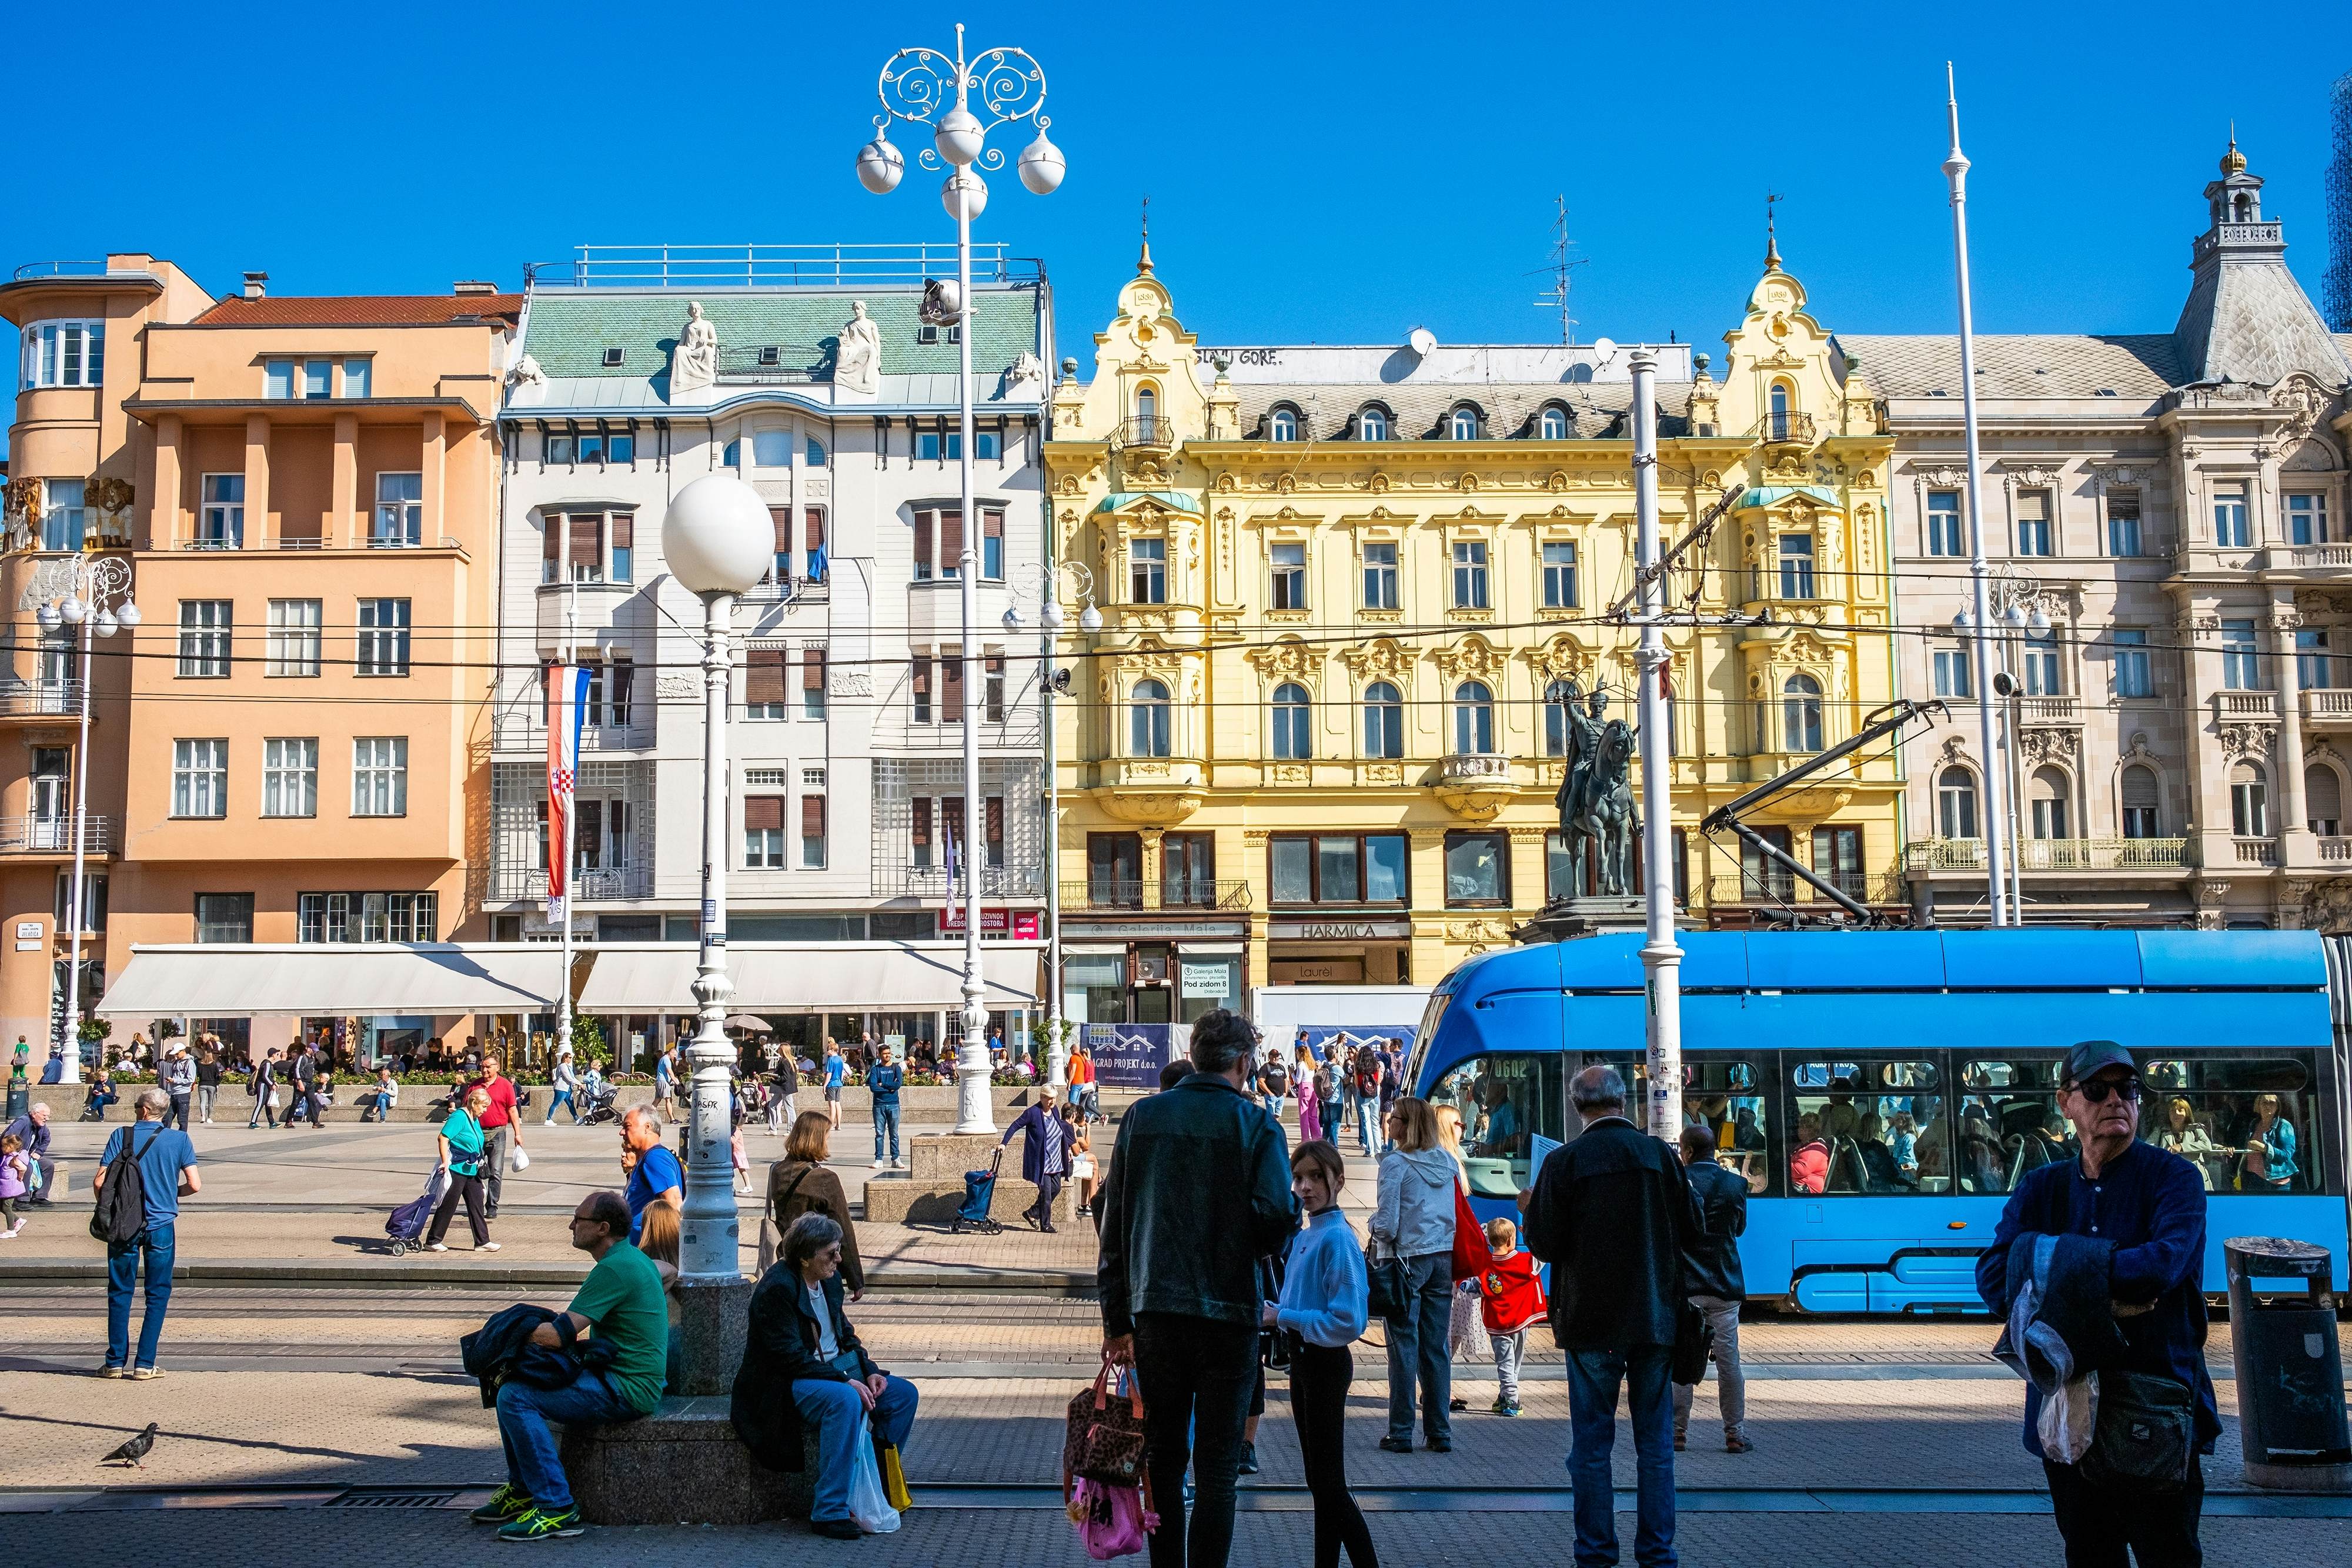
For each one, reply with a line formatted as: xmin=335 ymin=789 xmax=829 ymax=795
xmin=1407 ymin=928 xmax=2350 ymax=1312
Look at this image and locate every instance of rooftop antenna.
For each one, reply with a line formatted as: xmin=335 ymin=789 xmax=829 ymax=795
xmin=1530 ymin=195 xmax=1589 ymax=345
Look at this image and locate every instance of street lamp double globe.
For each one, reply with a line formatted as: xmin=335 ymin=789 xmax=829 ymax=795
xmin=662 ymin=473 xmax=770 ymax=1295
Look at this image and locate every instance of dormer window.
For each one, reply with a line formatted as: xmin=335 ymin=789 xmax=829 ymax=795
xmin=1448 ymin=406 xmax=1480 ymax=441
xmin=602 ymin=347 xmax=624 ymax=367
xmin=1538 ymin=406 xmax=1569 ymax=440
xmin=1356 ymin=407 xmax=1388 ymax=442
xmin=1268 ymin=406 xmax=1299 ymax=443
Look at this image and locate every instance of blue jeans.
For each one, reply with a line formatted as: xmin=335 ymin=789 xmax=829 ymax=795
xmin=543 ymin=1089 xmax=577 ymax=1124
xmin=873 ymin=1102 xmax=900 ymax=1162
xmin=1353 ymin=1098 xmax=1374 ymax=1153
xmin=791 ymin=1374 xmax=918 ymax=1523
xmin=1566 ymin=1343 xmax=1677 ymax=1568
xmin=105 ymin=1223 xmax=176 ymax=1371
xmin=1385 ymin=1251 xmax=1453 ymax=1444
xmin=496 ymin=1369 xmax=644 ymax=1514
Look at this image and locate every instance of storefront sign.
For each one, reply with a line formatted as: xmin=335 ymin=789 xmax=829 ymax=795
xmin=1179 ymin=962 xmax=1231 ymax=998
xmin=940 ymin=906 xmax=1044 ymax=939
xmin=1268 ymin=920 xmax=1411 ymax=941
xmin=1085 ymin=1022 xmax=1175 ymax=1089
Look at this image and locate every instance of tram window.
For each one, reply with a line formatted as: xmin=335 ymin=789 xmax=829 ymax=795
xmin=1956 ymin=1057 xmax=2068 ymax=1196
xmin=1788 ymin=1059 xmax=1945 ymax=1196
xmin=2139 ymin=1056 xmax=2317 ymax=1196
xmin=1685 ymin=1058 xmax=1771 ymax=1196
xmin=1429 ymin=1054 xmax=1565 ymax=1199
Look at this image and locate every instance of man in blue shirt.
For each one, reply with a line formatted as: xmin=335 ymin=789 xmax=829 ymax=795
xmin=93 ymin=1089 xmax=201 ymax=1378
xmin=619 ymin=1105 xmax=683 ymax=1242
xmin=1976 ymin=1040 xmax=2214 ymax=1568
xmin=868 ymin=1043 xmax=904 ymax=1169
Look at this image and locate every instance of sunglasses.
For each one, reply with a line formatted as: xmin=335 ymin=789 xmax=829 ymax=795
xmin=2072 ymin=1075 xmax=2142 ymax=1105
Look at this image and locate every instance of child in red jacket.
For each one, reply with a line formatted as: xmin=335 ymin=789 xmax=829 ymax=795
xmin=1478 ymin=1216 xmax=1546 ymax=1416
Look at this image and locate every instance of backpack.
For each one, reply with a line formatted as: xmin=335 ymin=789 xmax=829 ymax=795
xmin=89 ymin=1124 xmax=158 ymax=1246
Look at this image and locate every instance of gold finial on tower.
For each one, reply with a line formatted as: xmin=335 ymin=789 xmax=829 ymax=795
xmin=1137 ymin=193 xmax=1154 ymax=275
xmin=2221 ymin=123 xmax=2246 ymax=175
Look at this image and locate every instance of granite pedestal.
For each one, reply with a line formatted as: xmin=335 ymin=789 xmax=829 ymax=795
xmin=559 ymin=1396 xmax=819 ymax=1525
xmin=861 ymin=1131 xmax=1080 ymax=1227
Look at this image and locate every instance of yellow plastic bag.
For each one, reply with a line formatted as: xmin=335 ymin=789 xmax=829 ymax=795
xmin=878 ymin=1441 xmax=913 ymax=1513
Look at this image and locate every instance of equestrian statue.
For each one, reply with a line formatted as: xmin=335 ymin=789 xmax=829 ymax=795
xmin=1551 ymin=680 xmax=1639 ymax=898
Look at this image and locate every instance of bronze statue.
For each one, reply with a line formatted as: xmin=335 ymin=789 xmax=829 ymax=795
xmin=1552 ymin=680 xmax=1640 ymax=897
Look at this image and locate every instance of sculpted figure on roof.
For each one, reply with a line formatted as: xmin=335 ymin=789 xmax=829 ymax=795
xmin=670 ymin=302 xmax=717 ymax=396
xmin=836 ymin=300 xmax=881 ymax=396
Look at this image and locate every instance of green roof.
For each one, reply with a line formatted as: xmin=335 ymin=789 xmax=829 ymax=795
xmin=1095 ymin=491 xmax=1204 ymax=516
xmin=520 ymin=289 xmax=1040 ymax=384
xmin=1738 ymin=484 xmax=1842 ymax=510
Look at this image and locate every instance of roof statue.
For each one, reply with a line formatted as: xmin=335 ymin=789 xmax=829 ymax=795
xmin=669 ymin=302 xmax=717 ymax=396
xmin=836 ymin=300 xmax=881 ymax=396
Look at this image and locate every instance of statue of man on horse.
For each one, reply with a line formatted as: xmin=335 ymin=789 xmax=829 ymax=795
xmin=1551 ymin=679 xmax=1641 ymax=898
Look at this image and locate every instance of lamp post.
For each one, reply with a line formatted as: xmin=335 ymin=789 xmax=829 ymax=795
xmin=1003 ymin=562 xmax=1100 ymax=1088
xmin=1628 ymin=350 xmax=1683 ymax=1138
xmin=858 ymin=23 xmax=1064 ymax=1134
xmin=28 ymin=553 xmax=137 ymax=1086
xmin=660 ymin=475 xmax=771 ymax=1302
xmin=1953 ymin=566 xmax=2047 ymax=925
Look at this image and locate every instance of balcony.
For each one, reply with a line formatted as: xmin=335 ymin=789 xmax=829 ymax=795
xmin=1108 ymin=416 xmax=1175 ymax=452
xmin=1061 ymin=878 xmax=1252 ymax=914
xmin=1752 ymin=412 xmax=1818 ymax=447
xmin=2301 ymin=689 xmax=2352 ymax=727
xmin=1706 ymin=870 xmax=1903 ymax=909
xmin=1434 ymin=753 xmax=1516 ymax=822
xmin=2212 ymin=691 xmax=2280 ymax=720
xmin=2261 ymin=543 xmax=2352 ymax=575
xmin=1903 ymin=837 xmax=2191 ymax=872
xmin=741 ymin=573 xmax=830 ymax=606
xmin=881 ymin=861 xmax=1047 ymax=902
xmin=0 ymin=813 xmax=111 ymax=856
xmin=0 ymin=681 xmax=83 ymax=720
xmin=2017 ymin=696 xmax=2080 ymax=725
xmin=2231 ymin=837 xmax=2278 ymax=867
xmin=2318 ymin=837 xmax=2352 ymax=862
xmin=487 ymin=861 xmax=652 ymax=903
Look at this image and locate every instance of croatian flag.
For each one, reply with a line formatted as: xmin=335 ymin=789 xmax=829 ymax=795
xmin=943 ymin=815 xmax=960 ymax=889
xmin=545 ymin=663 xmax=590 ymax=917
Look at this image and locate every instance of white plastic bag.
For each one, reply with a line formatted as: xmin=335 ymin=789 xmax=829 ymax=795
xmin=846 ymin=1428 xmax=902 ymax=1534
xmin=512 ymin=1146 xmax=530 ymax=1172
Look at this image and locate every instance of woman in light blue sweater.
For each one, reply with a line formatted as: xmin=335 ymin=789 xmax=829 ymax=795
xmin=1267 ymin=1139 xmax=1378 ymax=1568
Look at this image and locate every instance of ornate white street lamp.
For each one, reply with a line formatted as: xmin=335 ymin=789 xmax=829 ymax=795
xmin=858 ymin=23 xmax=1064 ymax=1134
xmin=25 ymin=554 xmax=137 ymax=1085
xmin=662 ymin=474 xmax=770 ymax=1296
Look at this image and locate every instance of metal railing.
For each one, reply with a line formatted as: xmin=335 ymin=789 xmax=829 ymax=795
xmin=0 ymin=813 xmax=111 ymax=854
xmin=1061 ymin=878 xmax=1253 ymax=913
xmin=1753 ymin=412 xmax=1818 ymax=444
xmin=1438 ymin=754 xmax=1513 ymax=783
xmin=1903 ymin=837 xmax=2191 ymax=871
xmin=488 ymin=861 xmax=653 ymax=902
xmin=741 ymin=574 xmax=830 ymax=604
xmin=883 ymin=862 xmax=1047 ymax=901
xmin=0 ymin=682 xmax=82 ymax=718
xmin=12 ymin=260 xmax=114 ymax=281
xmin=1706 ymin=870 xmax=1904 ymax=908
xmin=545 ymin=243 xmax=1043 ymax=289
xmin=1110 ymin=416 xmax=1174 ymax=451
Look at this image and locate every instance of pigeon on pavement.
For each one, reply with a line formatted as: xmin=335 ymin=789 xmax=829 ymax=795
xmin=99 ymin=1424 xmax=159 ymax=1468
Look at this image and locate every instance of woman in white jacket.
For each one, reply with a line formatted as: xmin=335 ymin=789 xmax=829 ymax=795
xmin=1371 ymin=1096 xmax=1458 ymax=1452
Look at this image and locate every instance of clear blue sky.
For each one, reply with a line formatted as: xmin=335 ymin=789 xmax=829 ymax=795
xmin=4 ymin=2 xmax=2345 ymax=365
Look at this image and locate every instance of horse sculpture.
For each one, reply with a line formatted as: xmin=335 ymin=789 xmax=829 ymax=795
xmin=1559 ymin=718 xmax=1639 ymax=897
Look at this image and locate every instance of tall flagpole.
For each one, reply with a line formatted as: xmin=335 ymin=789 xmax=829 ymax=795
xmin=1944 ymin=64 xmax=2012 ymax=927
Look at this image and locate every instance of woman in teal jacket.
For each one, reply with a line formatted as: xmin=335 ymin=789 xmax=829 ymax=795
xmin=426 ymin=1085 xmax=497 ymax=1251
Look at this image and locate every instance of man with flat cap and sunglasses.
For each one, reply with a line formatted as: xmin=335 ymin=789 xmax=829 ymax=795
xmin=1975 ymin=1039 xmax=2218 ymax=1568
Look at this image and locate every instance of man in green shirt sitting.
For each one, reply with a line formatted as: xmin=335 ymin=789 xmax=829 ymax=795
xmin=475 ymin=1189 xmax=669 ymax=1542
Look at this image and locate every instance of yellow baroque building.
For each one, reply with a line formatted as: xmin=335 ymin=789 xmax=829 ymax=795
xmin=1044 ymin=243 xmax=1903 ymax=1022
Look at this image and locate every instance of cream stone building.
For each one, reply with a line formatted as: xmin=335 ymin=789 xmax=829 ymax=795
xmin=1044 ymin=241 xmax=1903 ymax=1017
xmin=1866 ymin=142 xmax=2352 ymax=928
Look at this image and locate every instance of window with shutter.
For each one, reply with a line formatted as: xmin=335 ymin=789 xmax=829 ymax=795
xmin=744 ymin=796 xmax=784 ymax=868
xmin=542 ymin=513 xmax=560 ymax=583
xmin=569 ymin=514 xmax=603 ymax=581
xmin=982 ymin=509 xmax=1004 ymax=579
xmin=912 ymin=798 xmax=933 ymax=865
xmin=746 ymin=648 xmax=788 ymax=715
xmin=943 ymin=796 xmax=965 ymax=858
xmin=943 ymin=654 xmax=964 ymax=722
xmin=914 ymin=511 xmax=934 ymax=580
xmin=912 ymin=657 xmax=932 ymax=723
xmin=805 ymin=509 xmax=826 ymax=551
xmin=609 ymin=513 xmax=634 ymax=581
xmin=769 ymin=508 xmax=792 ymax=584
xmin=803 ymin=648 xmax=827 ymax=718
xmin=939 ymin=510 xmax=964 ymax=579
xmin=743 ymin=797 xmax=784 ymax=831
xmin=801 ymin=794 xmax=827 ymax=868
xmin=985 ymin=795 xmax=1004 ymax=867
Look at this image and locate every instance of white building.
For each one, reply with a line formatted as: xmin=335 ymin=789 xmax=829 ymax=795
xmin=492 ymin=246 xmax=1053 ymax=1058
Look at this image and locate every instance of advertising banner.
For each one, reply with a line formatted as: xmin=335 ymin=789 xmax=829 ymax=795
xmin=1294 ymin=1025 xmax=1417 ymax=1064
xmin=1085 ymin=1022 xmax=1177 ymax=1089
xmin=940 ymin=906 xmax=1043 ymax=939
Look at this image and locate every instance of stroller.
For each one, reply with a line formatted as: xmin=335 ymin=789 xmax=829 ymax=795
xmin=579 ymin=1082 xmax=620 ymax=1127
xmin=953 ymin=1146 xmax=1004 ymax=1236
xmin=385 ymin=1165 xmax=449 ymax=1257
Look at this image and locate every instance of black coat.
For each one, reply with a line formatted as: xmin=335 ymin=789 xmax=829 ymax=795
xmin=1098 ymin=1073 xmax=1297 ymax=1336
xmin=731 ymin=1265 xmax=881 ymax=1473
xmin=1523 ymin=1118 xmax=1702 ymax=1350
xmin=459 ymin=1303 xmax=617 ymax=1408
xmin=1679 ymin=1157 xmax=1748 ymax=1302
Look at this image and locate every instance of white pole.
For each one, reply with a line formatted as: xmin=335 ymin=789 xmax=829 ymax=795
xmin=557 ymin=570 xmax=577 ymax=1063
xmin=1044 ymin=604 xmax=1065 ymax=1089
xmin=1945 ymin=64 xmax=2012 ymax=926
xmin=1631 ymin=351 xmax=1682 ymax=1139
xmin=681 ymin=589 xmax=740 ymax=1281
xmin=952 ymin=159 xmax=993 ymax=1135
xmin=56 ymin=593 xmax=92 ymax=1086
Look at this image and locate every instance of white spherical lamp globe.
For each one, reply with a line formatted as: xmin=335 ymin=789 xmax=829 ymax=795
xmin=115 ymin=601 xmax=142 ymax=629
xmin=942 ymin=170 xmax=988 ymax=224
xmin=934 ymin=107 xmax=985 ymax=168
xmin=856 ymin=135 xmax=904 ymax=195
xmin=664 ymin=474 xmax=773 ymax=597
xmin=1017 ymin=128 xmax=1065 ymax=195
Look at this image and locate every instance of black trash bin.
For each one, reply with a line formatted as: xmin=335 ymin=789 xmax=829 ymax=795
xmin=2224 ymin=1236 xmax=2351 ymax=1491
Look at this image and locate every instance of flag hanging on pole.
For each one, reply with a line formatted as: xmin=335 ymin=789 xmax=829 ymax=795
xmin=545 ymin=662 xmax=590 ymax=917
xmin=943 ymin=815 xmax=960 ymax=891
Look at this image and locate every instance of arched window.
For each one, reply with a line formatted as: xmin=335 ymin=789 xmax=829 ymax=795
xmin=1363 ymin=681 xmax=1403 ymax=759
xmin=2306 ymin=764 xmax=2343 ymax=836
xmin=1538 ymin=406 xmax=1569 ymax=440
xmin=1768 ymin=381 xmax=1796 ymax=440
xmin=2231 ymin=760 xmax=2268 ymax=837
xmin=1130 ymin=678 xmax=1171 ymax=758
xmin=1268 ymin=406 xmax=1299 ymax=443
xmin=1452 ymin=681 xmax=1495 ymax=754
xmin=1937 ymin=766 xmax=1979 ymax=840
xmin=2120 ymin=764 xmax=2161 ymax=839
xmin=1544 ymin=679 xmax=1574 ymax=757
xmin=1272 ymin=682 xmax=1311 ymax=760
xmin=2029 ymin=766 xmax=2071 ymax=840
xmin=1357 ymin=407 xmax=1388 ymax=442
xmin=1782 ymin=673 xmax=1823 ymax=753
xmin=1448 ymin=406 xmax=1480 ymax=441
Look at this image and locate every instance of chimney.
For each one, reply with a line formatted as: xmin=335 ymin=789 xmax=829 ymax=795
xmin=242 ymin=272 xmax=268 ymax=300
xmin=453 ymin=280 xmax=496 ymax=295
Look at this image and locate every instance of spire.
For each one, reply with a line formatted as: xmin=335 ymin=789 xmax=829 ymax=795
xmin=1137 ymin=193 xmax=1154 ymax=275
xmin=1764 ymin=191 xmax=1783 ymax=271
xmin=2221 ymin=123 xmax=2246 ymax=176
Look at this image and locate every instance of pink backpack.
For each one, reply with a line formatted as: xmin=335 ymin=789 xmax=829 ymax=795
xmin=1068 ymin=1473 xmax=1158 ymax=1560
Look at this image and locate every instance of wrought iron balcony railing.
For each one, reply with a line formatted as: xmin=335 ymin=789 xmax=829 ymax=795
xmin=0 ymin=682 xmax=82 ymax=718
xmin=1061 ymin=878 xmax=1253 ymax=913
xmin=1753 ymin=411 xmax=1817 ymax=445
xmin=1110 ymin=416 xmax=1174 ymax=452
xmin=0 ymin=813 xmax=111 ymax=855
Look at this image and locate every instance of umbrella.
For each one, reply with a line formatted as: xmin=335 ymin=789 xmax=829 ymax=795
xmin=726 ymin=1014 xmax=772 ymax=1031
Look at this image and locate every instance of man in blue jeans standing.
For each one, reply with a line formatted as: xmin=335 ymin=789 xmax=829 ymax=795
xmin=1524 ymin=1064 xmax=1701 ymax=1568
xmin=868 ymin=1042 xmax=904 ymax=1169
xmin=93 ymin=1089 xmax=201 ymax=1379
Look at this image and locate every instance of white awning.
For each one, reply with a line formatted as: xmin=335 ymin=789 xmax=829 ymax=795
xmin=578 ymin=942 xmax=1042 ymax=1013
xmin=97 ymin=944 xmax=564 ymax=1018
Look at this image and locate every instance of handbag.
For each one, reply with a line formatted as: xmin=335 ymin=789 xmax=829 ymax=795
xmin=1449 ymin=1182 xmax=1493 ymax=1285
xmin=1070 ymin=1154 xmax=1097 ymax=1181
xmin=1364 ymin=1239 xmax=1409 ymax=1325
xmin=1070 ymin=1473 xmax=1157 ymax=1560
xmin=1671 ymin=1297 xmax=1715 ymax=1385
xmin=2078 ymin=1370 xmax=2195 ymax=1492
xmin=1063 ymin=1356 xmax=1150 ymax=1486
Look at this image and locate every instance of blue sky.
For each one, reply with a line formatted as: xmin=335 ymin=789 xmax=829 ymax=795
xmin=3 ymin=1 xmax=2346 ymax=365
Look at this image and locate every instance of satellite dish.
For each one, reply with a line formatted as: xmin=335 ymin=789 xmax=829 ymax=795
xmin=1589 ymin=337 xmax=1618 ymax=368
xmin=1407 ymin=326 xmax=1436 ymax=359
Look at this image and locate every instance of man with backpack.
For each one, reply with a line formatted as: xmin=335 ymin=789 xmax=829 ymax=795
xmin=91 ymin=1088 xmax=201 ymax=1378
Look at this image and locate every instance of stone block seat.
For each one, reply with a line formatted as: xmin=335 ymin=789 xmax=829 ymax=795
xmin=558 ymin=1396 xmax=818 ymax=1525
xmin=861 ymin=1131 xmax=1078 ymax=1228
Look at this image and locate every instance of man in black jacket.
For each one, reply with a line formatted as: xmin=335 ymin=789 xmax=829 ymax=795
xmin=1673 ymin=1124 xmax=1752 ymax=1455
xmin=1098 ymin=1008 xmax=1296 ymax=1568
xmin=1523 ymin=1064 xmax=1700 ymax=1568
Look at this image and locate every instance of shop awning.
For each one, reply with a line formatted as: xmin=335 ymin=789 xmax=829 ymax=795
xmin=96 ymin=944 xmax=564 ymax=1018
xmin=577 ymin=942 xmax=1043 ymax=1013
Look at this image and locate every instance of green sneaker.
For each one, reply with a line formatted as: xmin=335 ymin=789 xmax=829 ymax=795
xmin=498 ymin=1506 xmax=584 ymax=1543
xmin=469 ymin=1485 xmax=534 ymax=1525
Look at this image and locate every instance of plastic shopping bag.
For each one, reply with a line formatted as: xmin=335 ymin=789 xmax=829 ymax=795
xmin=846 ymin=1422 xmax=902 ymax=1534
xmin=1069 ymin=1475 xmax=1156 ymax=1560
xmin=512 ymin=1146 xmax=530 ymax=1172
xmin=877 ymin=1439 xmax=913 ymax=1512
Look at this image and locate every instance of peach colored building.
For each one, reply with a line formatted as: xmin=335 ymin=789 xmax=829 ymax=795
xmin=1 ymin=257 xmax=522 ymax=1064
